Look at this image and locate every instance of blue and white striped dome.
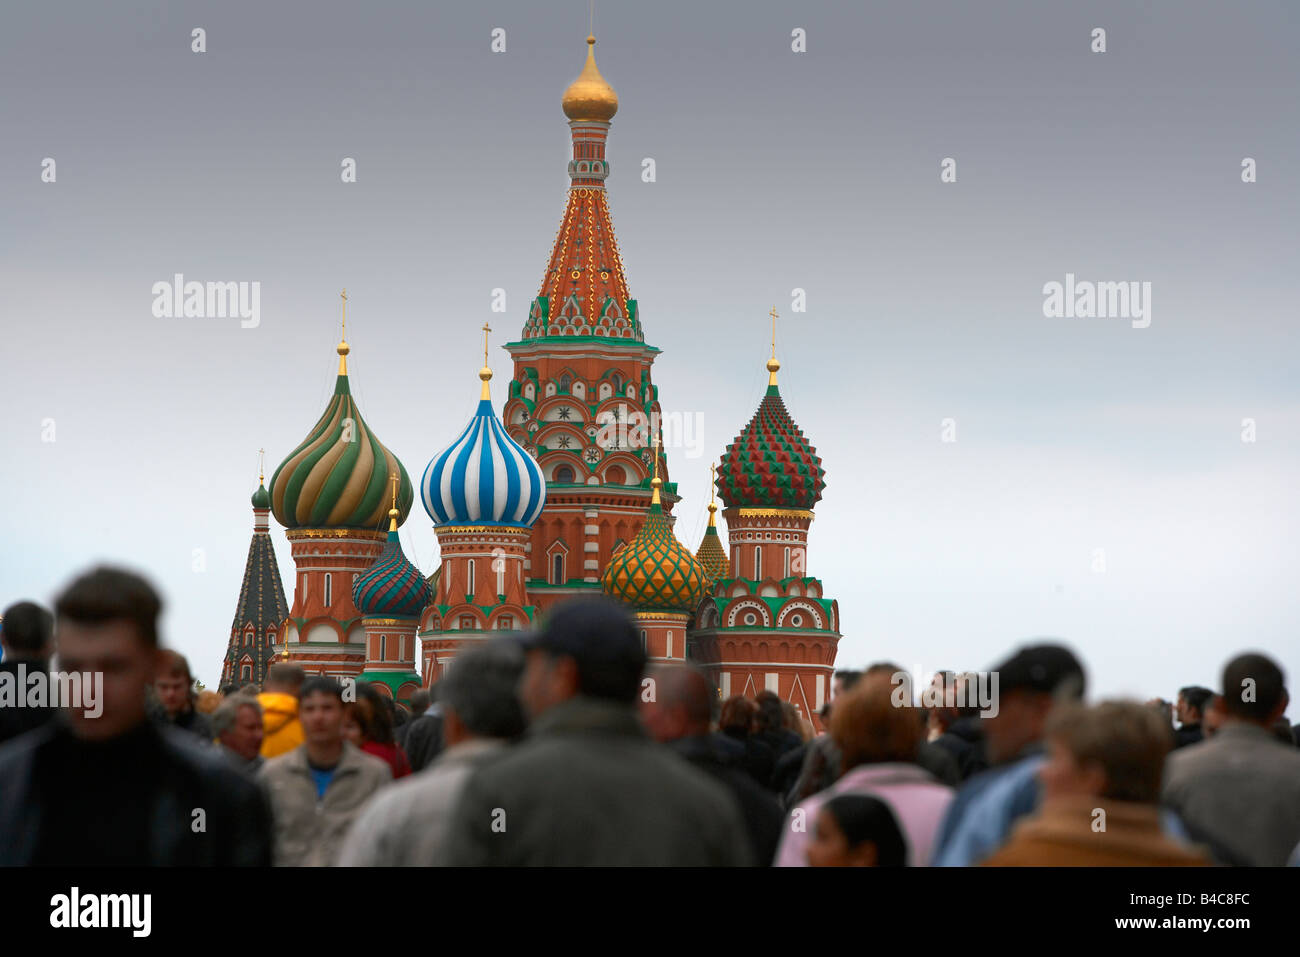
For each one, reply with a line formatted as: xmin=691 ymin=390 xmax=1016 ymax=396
xmin=422 ymin=397 xmax=546 ymax=528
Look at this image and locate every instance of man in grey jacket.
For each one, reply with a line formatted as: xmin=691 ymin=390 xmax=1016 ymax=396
xmin=259 ymin=676 xmax=391 ymax=866
xmin=1163 ymin=652 xmax=1300 ymax=866
xmin=338 ymin=640 xmax=527 ymax=865
xmin=442 ymin=597 xmax=753 ymax=866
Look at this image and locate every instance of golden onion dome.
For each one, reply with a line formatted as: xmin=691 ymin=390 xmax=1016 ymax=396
xmin=562 ymin=36 xmax=618 ymax=122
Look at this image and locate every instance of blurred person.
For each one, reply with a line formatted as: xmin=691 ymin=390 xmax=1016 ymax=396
xmin=154 ymin=649 xmax=211 ymax=741
xmin=932 ymin=672 xmax=989 ymax=783
xmin=1201 ymin=694 xmax=1225 ymax=738
xmin=719 ymin=695 xmax=775 ymax=788
xmin=1174 ymin=686 xmax=1213 ymax=749
xmin=807 ymin=793 xmax=908 ymax=867
xmin=1163 ymin=653 xmax=1300 ymax=866
xmin=782 ymin=668 xmax=864 ymax=806
xmin=441 ymin=597 xmax=751 ymax=866
xmin=259 ymin=676 xmax=391 ymax=866
xmin=339 ymin=641 xmax=527 ymax=865
xmin=0 ymin=601 xmax=55 ymax=744
xmin=776 ymin=672 xmax=954 ymax=866
xmin=0 ymin=567 xmax=272 ymax=865
xmin=1270 ymin=718 xmax=1296 ymax=746
xmin=258 ymin=662 xmax=304 ymax=758
xmin=196 ymin=689 xmax=222 ymax=715
xmin=985 ymin=701 xmax=1208 ymax=866
xmin=400 ymin=690 xmax=445 ymax=773
xmin=781 ymin=700 xmax=812 ymax=743
xmin=213 ymin=693 xmax=265 ymax=774
xmin=932 ymin=643 xmax=1086 ymax=866
xmin=754 ymin=690 xmax=801 ymax=765
xmin=349 ymin=682 xmax=411 ymax=778
xmin=642 ymin=664 xmax=783 ymax=866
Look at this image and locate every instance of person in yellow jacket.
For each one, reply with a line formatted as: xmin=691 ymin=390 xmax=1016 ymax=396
xmin=258 ymin=663 xmax=305 ymax=758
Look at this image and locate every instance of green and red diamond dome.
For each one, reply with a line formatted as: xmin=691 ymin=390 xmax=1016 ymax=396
xmin=716 ymin=384 xmax=826 ymax=510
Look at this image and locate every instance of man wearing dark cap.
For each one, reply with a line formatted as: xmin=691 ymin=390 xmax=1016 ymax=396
xmin=932 ymin=643 xmax=1086 ymax=865
xmin=441 ymin=597 xmax=752 ymax=865
xmin=1162 ymin=652 xmax=1300 ymax=865
xmin=0 ymin=601 xmax=56 ymax=744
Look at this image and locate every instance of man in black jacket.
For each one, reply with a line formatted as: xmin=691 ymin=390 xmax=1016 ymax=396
xmin=643 ymin=664 xmax=783 ymax=865
xmin=1174 ymin=685 xmax=1213 ymax=749
xmin=0 ymin=566 xmax=272 ymax=866
xmin=0 ymin=601 xmax=56 ymax=745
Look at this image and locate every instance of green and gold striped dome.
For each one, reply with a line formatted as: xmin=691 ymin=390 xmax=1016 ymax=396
xmin=270 ymin=339 xmax=414 ymax=530
xmin=602 ymin=481 xmax=707 ymax=614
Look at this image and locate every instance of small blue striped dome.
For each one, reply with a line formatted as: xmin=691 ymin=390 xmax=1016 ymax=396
xmin=422 ymin=398 xmax=546 ymax=528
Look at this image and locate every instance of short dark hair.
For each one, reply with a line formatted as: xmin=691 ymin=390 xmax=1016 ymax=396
xmin=299 ymin=676 xmax=343 ymax=702
xmin=531 ymin=597 xmax=645 ymax=703
xmin=54 ymin=566 xmax=162 ymax=648
xmin=1178 ymin=686 xmax=1214 ymax=718
xmin=440 ymin=641 xmax=527 ymax=739
xmin=754 ymin=690 xmax=785 ymax=733
xmin=1 ymin=601 xmax=53 ymax=656
xmin=820 ymin=794 xmax=907 ymax=866
xmin=1221 ymin=653 xmax=1286 ymax=722
xmin=349 ymin=683 xmax=396 ymax=745
xmin=834 ymin=669 xmax=863 ymax=692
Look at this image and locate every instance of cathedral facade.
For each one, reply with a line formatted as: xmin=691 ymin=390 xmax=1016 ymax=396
xmin=236 ymin=34 xmax=841 ymax=724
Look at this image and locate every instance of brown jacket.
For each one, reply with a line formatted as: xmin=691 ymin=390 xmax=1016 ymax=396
xmin=259 ymin=742 xmax=390 ymax=866
xmin=983 ymin=796 xmax=1209 ymax=867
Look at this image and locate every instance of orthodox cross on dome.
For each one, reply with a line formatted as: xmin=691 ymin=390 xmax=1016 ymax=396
xmin=767 ymin=305 xmax=781 ymax=388
xmin=338 ymin=289 xmax=350 ymax=375
xmin=650 ymin=430 xmax=662 ymax=506
xmin=480 ymin=323 xmax=494 ymax=399
xmin=258 ymin=448 xmax=266 ymax=484
xmin=388 ymin=470 xmax=400 ymax=530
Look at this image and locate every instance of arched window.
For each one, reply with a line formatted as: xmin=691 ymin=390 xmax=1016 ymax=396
xmin=241 ymin=665 xmax=252 ymax=681
xmin=552 ymin=552 xmax=565 ymax=585
xmin=324 ymin=573 xmax=332 ymax=607
xmin=559 ymin=374 xmax=572 ymax=393
xmin=496 ymin=556 xmax=505 ymax=597
xmin=555 ymin=465 xmax=575 ymax=484
xmin=754 ymin=547 xmax=762 ymax=579
xmin=379 ymin=635 xmax=387 ymax=661
xmin=640 ymin=629 xmax=648 ymax=653
xmin=467 ymin=559 xmax=476 ymax=597
xmin=605 ymin=464 xmax=626 ymax=485
xmin=784 ymin=546 xmax=791 ymax=578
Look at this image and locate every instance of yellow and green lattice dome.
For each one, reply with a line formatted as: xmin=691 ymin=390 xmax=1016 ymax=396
xmin=602 ymin=488 xmax=708 ymax=613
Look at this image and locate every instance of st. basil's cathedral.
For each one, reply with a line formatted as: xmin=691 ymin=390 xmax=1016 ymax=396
xmin=220 ymin=35 xmax=841 ymax=724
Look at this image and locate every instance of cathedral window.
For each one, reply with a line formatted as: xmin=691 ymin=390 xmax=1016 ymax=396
xmin=754 ymin=548 xmax=762 ymax=579
xmin=324 ymin=573 xmax=332 ymax=606
xmin=784 ymin=547 xmax=791 ymax=577
xmin=552 ymin=552 xmax=565 ymax=585
xmin=467 ymin=559 xmax=476 ymax=596
xmin=555 ymin=465 xmax=575 ymax=483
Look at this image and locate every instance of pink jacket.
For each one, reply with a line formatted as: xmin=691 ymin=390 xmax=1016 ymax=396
xmin=775 ymin=762 xmax=954 ymax=866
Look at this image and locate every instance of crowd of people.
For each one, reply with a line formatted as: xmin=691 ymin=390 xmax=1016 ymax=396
xmin=1 ymin=564 xmax=1299 ymax=867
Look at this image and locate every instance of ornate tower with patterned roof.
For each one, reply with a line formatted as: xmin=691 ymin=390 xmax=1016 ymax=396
xmin=694 ymin=464 xmax=731 ymax=592
xmin=690 ymin=313 xmax=841 ymax=728
xmin=602 ymin=439 xmax=707 ymax=663
xmin=268 ymin=291 xmax=416 ymax=681
xmin=501 ymin=35 xmax=680 ymax=615
xmin=352 ymin=475 xmax=431 ymax=702
xmin=221 ymin=468 xmax=290 ymax=687
xmin=417 ymin=326 xmax=546 ymax=684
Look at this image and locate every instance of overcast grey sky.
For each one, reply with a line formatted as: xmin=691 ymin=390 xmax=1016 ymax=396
xmin=2 ymin=1 xmax=1297 ymax=697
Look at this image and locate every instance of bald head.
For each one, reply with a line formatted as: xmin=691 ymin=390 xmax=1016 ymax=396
xmin=640 ymin=664 xmax=716 ymax=743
